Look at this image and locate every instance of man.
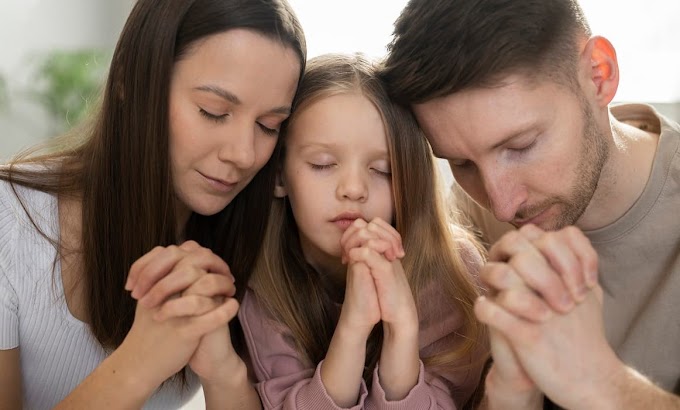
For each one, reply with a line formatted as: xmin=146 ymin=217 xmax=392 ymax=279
xmin=380 ymin=0 xmax=680 ymax=408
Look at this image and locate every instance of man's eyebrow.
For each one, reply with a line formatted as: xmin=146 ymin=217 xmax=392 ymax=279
xmin=194 ymin=85 xmax=291 ymax=116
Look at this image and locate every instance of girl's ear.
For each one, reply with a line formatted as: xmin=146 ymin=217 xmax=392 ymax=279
xmin=274 ymin=172 xmax=287 ymax=198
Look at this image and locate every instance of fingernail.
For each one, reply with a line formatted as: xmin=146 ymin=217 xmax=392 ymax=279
xmin=561 ymin=293 xmax=574 ymax=310
xmin=124 ymin=279 xmax=132 ymax=291
xmin=130 ymin=288 xmax=140 ymax=299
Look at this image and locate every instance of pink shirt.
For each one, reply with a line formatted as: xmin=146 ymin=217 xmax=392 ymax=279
xmin=239 ymin=243 xmax=487 ymax=409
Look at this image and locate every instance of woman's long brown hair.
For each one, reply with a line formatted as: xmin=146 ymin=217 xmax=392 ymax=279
xmin=250 ymin=53 xmax=486 ymax=382
xmin=0 ymin=0 xmax=306 ymax=352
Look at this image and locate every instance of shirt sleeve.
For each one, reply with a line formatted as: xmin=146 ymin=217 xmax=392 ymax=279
xmin=239 ymin=289 xmax=368 ymax=410
xmin=0 ymin=198 xmax=19 ymax=350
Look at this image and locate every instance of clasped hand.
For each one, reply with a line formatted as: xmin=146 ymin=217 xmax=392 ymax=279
xmin=475 ymin=225 xmax=622 ymax=410
xmin=337 ymin=218 xmax=417 ymax=338
xmin=122 ymin=240 xmax=241 ymax=387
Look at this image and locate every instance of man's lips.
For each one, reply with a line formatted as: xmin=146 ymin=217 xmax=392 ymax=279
xmin=513 ymin=206 xmax=550 ymax=227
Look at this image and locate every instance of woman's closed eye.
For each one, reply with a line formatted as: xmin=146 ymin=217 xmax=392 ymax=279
xmin=199 ymin=108 xmax=228 ymax=123
xmin=257 ymin=122 xmax=279 ymax=136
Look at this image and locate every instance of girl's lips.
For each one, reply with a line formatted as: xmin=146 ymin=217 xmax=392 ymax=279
xmin=332 ymin=218 xmax=357 ymax=230
xmin=330 ymin=212 xmax=364 ymax=230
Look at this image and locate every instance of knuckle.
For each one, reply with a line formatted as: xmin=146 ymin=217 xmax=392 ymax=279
xmin=564 ymin=225 xmax=583 ymax=240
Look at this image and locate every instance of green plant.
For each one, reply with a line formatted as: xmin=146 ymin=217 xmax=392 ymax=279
xmin=30 ymin=49 xmax=110 ymax=132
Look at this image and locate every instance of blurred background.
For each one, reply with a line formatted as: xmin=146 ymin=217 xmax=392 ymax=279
xmin=1 ymin=0 xmax=678 ymax=162
xmin=0 ymin=0 xmax=677 ymax=406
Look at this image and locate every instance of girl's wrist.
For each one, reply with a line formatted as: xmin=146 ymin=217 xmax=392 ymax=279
xmin=382 ymin=315 xmax=418 ymax=341
xmin=337 ymin=312 xmax=376 ymax=342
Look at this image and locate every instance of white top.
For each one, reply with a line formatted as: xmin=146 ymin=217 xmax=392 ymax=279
xmin=0 ymin=179 xmax=199 ymax=409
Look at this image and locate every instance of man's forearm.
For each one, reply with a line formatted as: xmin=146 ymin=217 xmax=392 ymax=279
xmin=587 ymin=365 xmax=680 ymax=410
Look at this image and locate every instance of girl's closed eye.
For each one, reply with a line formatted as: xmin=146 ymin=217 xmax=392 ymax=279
xmin=309 ymin=162 xmax=335 ymax=170
xmin=371 ymin=166 xmax=392 ymax=178
xmin=370 ymin=159 xmax=392 ymax=177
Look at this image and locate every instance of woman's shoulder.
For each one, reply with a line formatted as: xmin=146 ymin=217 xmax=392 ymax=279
xmin=0 ymin=178 xmax=56 ymax=228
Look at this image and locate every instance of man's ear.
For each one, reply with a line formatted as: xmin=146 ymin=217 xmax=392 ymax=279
xmin=579 ymin=36 xmax=619 ymax=107
xmin=274 ymin=172 xmax=287 ymax=198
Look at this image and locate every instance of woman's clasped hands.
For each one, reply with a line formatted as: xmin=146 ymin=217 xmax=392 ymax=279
xmin=122 ymin=241 xmax=242 ymax=389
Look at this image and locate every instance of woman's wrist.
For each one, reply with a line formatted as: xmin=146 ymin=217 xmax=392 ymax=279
xmin=102 ymin=344 xmax=161 ymax=403
xmin=200 ymin=357 xmax=249 ymax=391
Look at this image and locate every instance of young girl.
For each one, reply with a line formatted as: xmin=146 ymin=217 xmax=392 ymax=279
xmin=238 ymin=53 xmax=488 ymax=409
xmin=0 ymin=0 xmax=305 ymax=408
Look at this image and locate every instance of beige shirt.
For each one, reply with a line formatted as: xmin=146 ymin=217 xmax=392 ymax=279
xmin=452 ymin=103 xmax=680 ymax=394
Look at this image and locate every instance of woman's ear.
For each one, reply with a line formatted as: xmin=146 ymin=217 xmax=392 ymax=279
xmin=579 ymin=35 xmax=619 ymax=107
xmin=274 ymin=172 xmax=287 ymax=198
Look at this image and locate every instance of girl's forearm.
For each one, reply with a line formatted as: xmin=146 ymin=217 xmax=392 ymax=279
xmin=377 ymin=324 xmax=420 ymax=401
xmin=320 ymin=324 xmax=369 ymax=407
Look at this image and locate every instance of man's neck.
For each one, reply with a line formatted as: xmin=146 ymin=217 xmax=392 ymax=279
xmin=576 ymin=115 xmax=659 ymax=232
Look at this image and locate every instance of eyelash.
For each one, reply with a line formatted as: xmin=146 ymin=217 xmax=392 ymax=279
xmin=310 ymin=163 xmax=334 ymax=170
xmin=509 ymin=139 xmax=537 ymax=154
xmin=258 ymin=124 xmax=279 ymax=136
xmin=372 ymin=168 xmax=392 ymax=178
xmin=199 ymin=108 xmax=279 ymax=136
xmin=309 ymin=164 xmax=391 ymax=178
xmin=199 ymin=108 xmax=227 ymax=122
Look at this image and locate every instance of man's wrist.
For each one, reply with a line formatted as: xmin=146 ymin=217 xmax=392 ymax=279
xmin=484 ymin=366 xmax=543 ymax=410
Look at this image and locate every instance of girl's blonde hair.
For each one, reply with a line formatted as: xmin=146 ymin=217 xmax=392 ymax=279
xmin=250 ymin=53 xmax=486 ymax=381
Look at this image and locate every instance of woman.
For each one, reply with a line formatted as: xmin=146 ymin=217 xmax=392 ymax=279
xmin=0 ymin=0 xmax=305 ymax=408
